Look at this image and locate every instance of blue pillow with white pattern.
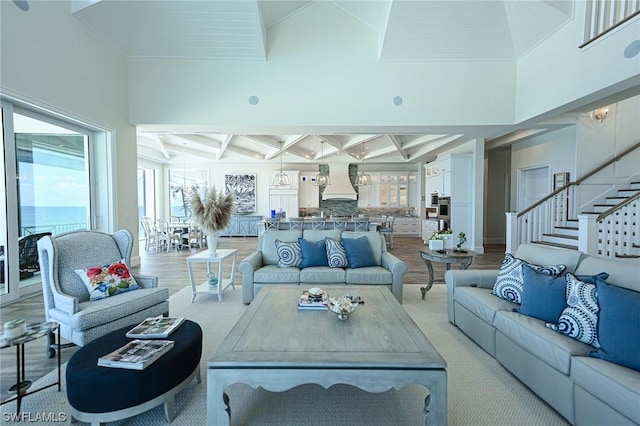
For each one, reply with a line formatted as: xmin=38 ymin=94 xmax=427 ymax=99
xmin=275 ymin=239 xmax=302 ymax=268
xmin=546 ymin=273 xmax=600 ymax=347
xmin=325 ymin=238 xmax=348 ymax=268
xmin=492 ymin=253 xmax=566 ymax=304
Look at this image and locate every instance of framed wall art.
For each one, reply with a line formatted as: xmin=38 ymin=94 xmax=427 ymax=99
xmin=225 ymin=174 xmax=257 ymax=214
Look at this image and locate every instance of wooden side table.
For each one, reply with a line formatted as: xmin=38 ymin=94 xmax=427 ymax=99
xmin=418 ymin=248 xmax=476 ymax=299
xmin=186 ymin=249 xmax=237 ymax=302
xmin=0 ymin=322 xmax=60 ymax=413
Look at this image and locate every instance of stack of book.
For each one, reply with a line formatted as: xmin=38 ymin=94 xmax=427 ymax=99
xmin=298 ymin=288 xmax=328 ymax=310
xmin=125 ymin=316 xmax=185 ymax=339
xmin=98 ymin=339 xmax=174 ymax=370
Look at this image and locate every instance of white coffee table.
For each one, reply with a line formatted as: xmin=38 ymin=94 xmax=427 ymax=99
xmin=186 ymin=249 xmax=237 ymax=302
xmin=208 ymin=286 xmax=447 ymax=425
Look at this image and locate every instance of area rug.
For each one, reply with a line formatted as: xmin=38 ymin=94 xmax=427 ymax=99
xmin=1 ymin=285 xmax=568 ymax=425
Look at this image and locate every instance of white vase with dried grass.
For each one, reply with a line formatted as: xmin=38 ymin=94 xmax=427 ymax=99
xmin=189 ymin=186 xmax=235 ymax=255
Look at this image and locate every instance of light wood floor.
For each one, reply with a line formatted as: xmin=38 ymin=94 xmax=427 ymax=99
xmin=0 ymin=236 xmax=505 ymax=404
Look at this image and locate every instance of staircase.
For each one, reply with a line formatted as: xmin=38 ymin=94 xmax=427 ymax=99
xmin=505 ymin=140 xmax=640 ymax=259
xmin=533 ymin=182 xmax=640 ymax=259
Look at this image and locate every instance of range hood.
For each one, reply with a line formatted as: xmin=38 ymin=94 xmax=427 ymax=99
xmin=321 ymin=163 xmax=358 ymax=201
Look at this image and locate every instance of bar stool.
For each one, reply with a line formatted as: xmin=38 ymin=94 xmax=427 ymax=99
xmin=353 ymin=217 xmax=370 ymax=231
xmin=289 ymin=218 xmax=305 ymax=230
xmin=378 ymin=216 xmax=395 ymax=249
xmin=265 ymin=219 xmax=281 ymax=230
xmin=310 ymin=217 xmax=325 ymax=230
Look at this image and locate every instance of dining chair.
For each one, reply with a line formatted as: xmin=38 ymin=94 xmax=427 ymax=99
xmin=353 ymin=217 xmax=370 ymax=231
xmin=140 ymin=217 xmax=157 ymax=251
xmin=330 ymin=216 xmax=348 ymax=230
xmin=265 ymin=219 xmax=281 ymax=230
xmin=378 ymin=216 xmax=395 ymax=249
xmin=155 ymin=219 xmax=181 ymax=251
xmin=289 ymin=218 xmax=305 ymax=230
xmin=310 ymin=217 xmax=326 ymax=230
xmin=181 ymin=222 xmax=204 ymax=248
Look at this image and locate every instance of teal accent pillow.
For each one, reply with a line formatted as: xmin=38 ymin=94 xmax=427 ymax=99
xmin=275 ymin=239 xmax=302 ymax=268
xmin=298 ymin=238 xmax=329 ymax=268
xmin=341 ymin=237 xmax=377 ymax=269
xmin=546 ymin=273 xmax=600 ymax=347
xmin=325 ymin=238 xmax=348 ymax=268
xmin=589 ymin=278 xmax=640 ymax=371
xmin=519 ymin=264 xmax=568 ymax=322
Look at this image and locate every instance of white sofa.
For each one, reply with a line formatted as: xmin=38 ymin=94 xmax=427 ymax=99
xmin=239 ymin=229 xmax=407 ymax=304
xmin=445 ymin=243 xmax=639 ymax=425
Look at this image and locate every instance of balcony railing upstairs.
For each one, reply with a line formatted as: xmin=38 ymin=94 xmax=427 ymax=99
xmin=581 ymin=0 xmax=640 ymax=48
xmin=506 ymin=141 xmax=640 ymax=258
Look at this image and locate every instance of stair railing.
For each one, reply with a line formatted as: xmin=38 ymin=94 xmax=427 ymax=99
xmin=594 ymin=192 xmax=640 ymax=258
xmin=506 ymin=140 xmax=640 ymax=253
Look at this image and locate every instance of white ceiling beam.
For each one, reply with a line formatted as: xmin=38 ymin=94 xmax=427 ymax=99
xmin=410 ymin=135 xmax=465 ymax=162
xmin=217 ymin=134 xmax=233 ymax=161
xmin=151 ymin=134 xmax=170 ymax=161
xmin=388 ymin=135 xmax=408 ymax=161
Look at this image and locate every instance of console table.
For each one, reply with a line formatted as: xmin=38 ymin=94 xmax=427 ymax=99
xmin=418 ymin=248 xmax=476 ymax=299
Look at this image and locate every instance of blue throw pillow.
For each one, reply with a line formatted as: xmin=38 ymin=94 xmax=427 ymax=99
xmin=341 ymin=237 xmax=377 ymax=269
xmin=325 ymin=238 xmax=348 ymax=268
xmin=298 ymin=238 xmax=329 ymax=268
xmin=589 ymin=278 xmax=640 ymax=371
xmin=546 ymin=273 xmax=600 ymax=347
xmin=275 ymin=239 xmax=302 ymax=268
xmin=519 ymin=264 xmax=567 ymax=322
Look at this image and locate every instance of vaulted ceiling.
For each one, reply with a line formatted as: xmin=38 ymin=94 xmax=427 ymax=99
xmin=72 ymin=0 xmax=577 ymax=165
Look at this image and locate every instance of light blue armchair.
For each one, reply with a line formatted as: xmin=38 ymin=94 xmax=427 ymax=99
xmin=38 ymin=229 xmax=169 ymax=357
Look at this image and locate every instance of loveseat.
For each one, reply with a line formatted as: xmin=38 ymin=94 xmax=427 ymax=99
xmin=239 ymin=229 xmax=408 ymax=304
xmin=445 ymin=243 xmax=639 ymax=425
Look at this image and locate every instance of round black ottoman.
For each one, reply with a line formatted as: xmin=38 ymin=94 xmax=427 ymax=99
xmin=66 ymin=319 xmax=202 ymax=424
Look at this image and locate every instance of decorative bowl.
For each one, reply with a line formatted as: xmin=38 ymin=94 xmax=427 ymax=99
xmin=327 ymin=291 xmax=360 ymax=320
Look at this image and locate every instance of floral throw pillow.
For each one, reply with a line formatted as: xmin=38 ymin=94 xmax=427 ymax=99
xmin=492 ymin=253 xmax=566 ymax=304
xmin=275 ymin=239 xmax=302 ymax=268
xmin=546 ymin=273 xmax=600 ymax=347
xmin=75 ymin=260 xmax=140 ymax=301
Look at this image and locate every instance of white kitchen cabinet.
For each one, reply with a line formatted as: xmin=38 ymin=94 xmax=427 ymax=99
xmin=379 ymin=173 xmax=409 ymax=207
xmin=269 ymin=189 xmax=299 ymax=219
xmin=422 ymin=219 xmax=439 ymax=242
xmin=424 ymin=154 xmax=473 ymax=240
xmin=357 ymin=173 xmax=379 ymax=208
xmin=298 ymin=175 xmax=319 ymax=208
xmin=393 ymin=217 xmax=420 ymax=236
xmin=408 ymin=173 xmax=419 ymax=211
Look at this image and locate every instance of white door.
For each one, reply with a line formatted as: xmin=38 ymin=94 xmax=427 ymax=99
xmin=519 ymin=166 xmax=550 ymax=211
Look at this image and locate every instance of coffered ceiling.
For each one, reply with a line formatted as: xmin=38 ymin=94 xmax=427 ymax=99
xmin=73 ymin=0 xmax=577 ymax=165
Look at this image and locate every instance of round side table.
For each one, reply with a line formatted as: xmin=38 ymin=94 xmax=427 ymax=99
xmin=418 ymin=248 xmax=476 ymax=299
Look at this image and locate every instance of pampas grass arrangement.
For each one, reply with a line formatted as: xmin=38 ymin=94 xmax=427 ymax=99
xmin=189 ymin=186 xmax=235 ymax=236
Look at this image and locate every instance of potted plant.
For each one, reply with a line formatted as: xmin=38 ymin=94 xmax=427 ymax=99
xmin=189 ymin=186 xmax=235 ymax=254
xmin=453 ymin=232 xmax=467 ymax=252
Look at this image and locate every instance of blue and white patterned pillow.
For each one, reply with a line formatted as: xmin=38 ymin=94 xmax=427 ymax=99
xmin=325 ymin=237 xmax=348 ymax=268
xmin=492 ymin=253 xmax=566 ymax=304
xmin=546 ymin=273 xmax=600 ymax=347
xmin=275 ymin=239 xmax=302 ymax=268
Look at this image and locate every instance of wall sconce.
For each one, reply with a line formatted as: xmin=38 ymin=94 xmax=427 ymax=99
xmin=589 ymin=106 xmax=610 ymax=123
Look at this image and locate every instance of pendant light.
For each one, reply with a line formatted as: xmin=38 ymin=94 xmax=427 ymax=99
xmin=354 ymin=141 xmax=371 ymax=186
xmin=314 ymin=140 xmax=331 ymax=186
xmin=272 ymin=141 xmax=291 ymax=187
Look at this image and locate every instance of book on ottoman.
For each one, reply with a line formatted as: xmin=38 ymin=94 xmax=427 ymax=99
xmin=126 ymin=316 xmax=185 ymax=339
xmin=98 ymin=339 xmax=174 ymax=370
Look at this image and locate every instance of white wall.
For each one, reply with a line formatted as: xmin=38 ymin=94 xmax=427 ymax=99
xmin=510 ymin=95 xmax=640 ymax=214
xmin=515 ymin=2 xmax=640 ymax=122
xmin=0 ymin=1 xmax=140 ymax=257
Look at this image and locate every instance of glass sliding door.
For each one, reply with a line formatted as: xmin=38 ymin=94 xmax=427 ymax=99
xmin=1 ymin=102 xmax=93 ymax=304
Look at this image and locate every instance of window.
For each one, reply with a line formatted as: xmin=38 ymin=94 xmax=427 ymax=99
xmin=137 ymin=167 xmax=156 ymax=237
xmin=1 ymin=100 xmax=99 ymax=304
